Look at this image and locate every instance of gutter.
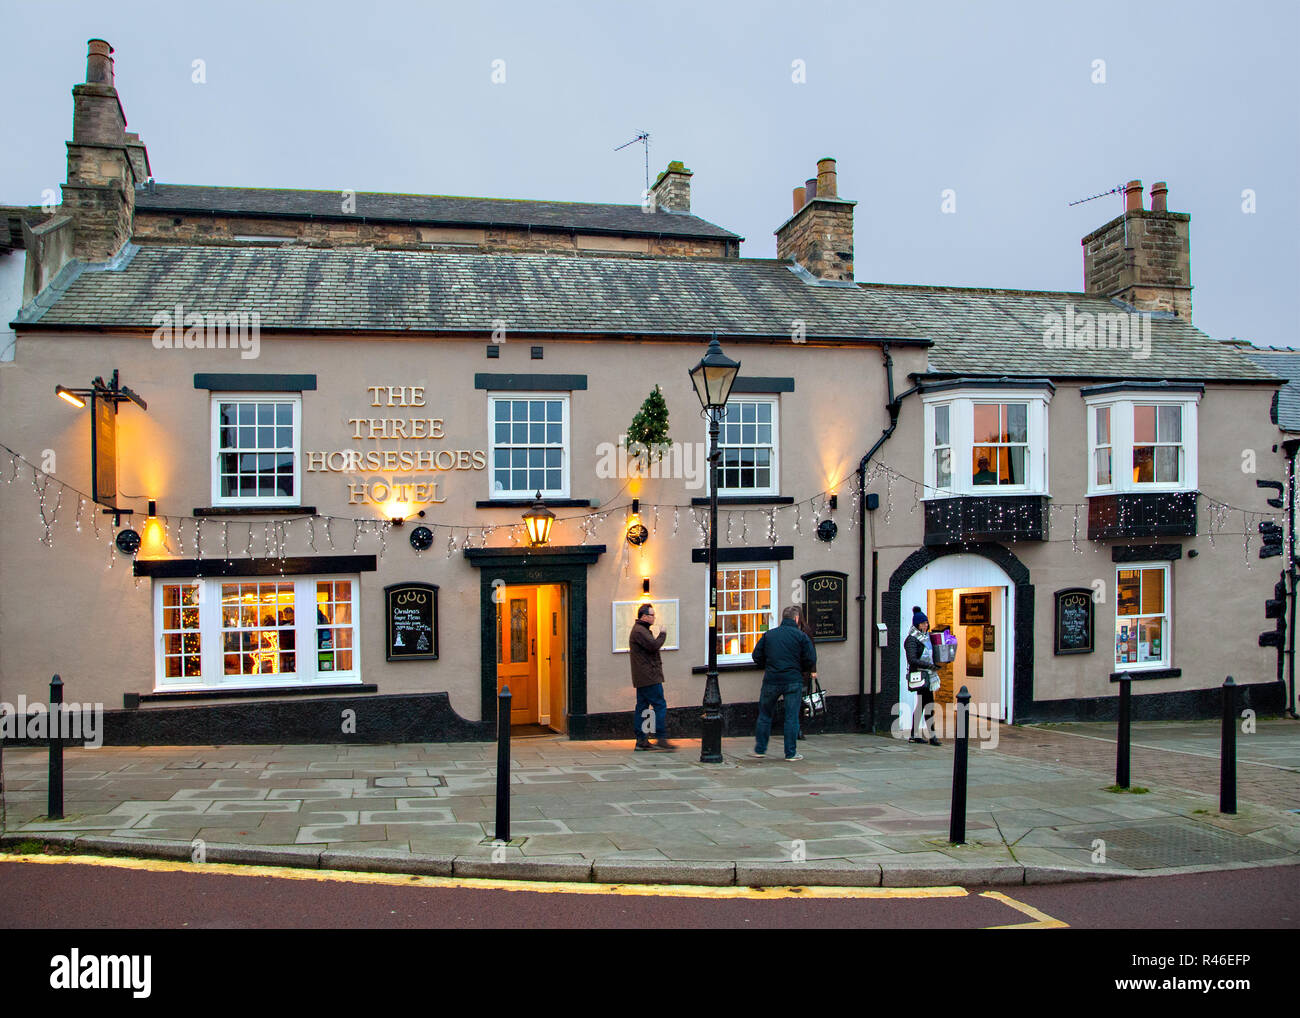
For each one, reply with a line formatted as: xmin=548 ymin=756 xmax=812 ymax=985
xmin=856 ymin=345 xmax=922 ymax=731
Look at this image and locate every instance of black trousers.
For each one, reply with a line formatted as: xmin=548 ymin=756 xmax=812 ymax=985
xmin=911 ymin=686 xmax=935 ymax=738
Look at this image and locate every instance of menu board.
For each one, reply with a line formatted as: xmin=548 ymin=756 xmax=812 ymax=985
xmin=1054 ymin=587 xmax=1094 ymax=656
xmin=801 ymin=570 xmax=848 ymax=642
xmin=385 ymin=582 xmax=439 ymax=661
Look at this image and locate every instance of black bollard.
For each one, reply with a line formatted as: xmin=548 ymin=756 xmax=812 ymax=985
xmin=494 ymin=684 xmax=512 ymax=843
xmin=48 ymin=674 xmax=64 ymax=821
xmin=949 ymin=685 xmax=971 ymax=845
xmin=1116 ymin=675 xmax=1131 ymax=789
xmin=1220 ymin=676 xmax=1237 ymax=815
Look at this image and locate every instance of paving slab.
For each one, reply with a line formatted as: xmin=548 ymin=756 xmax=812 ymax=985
xmin=4 ymin=725 xmax=1297 ymax=887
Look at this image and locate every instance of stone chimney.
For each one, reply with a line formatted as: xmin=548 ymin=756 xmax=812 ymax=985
xmin=650 ymin=161 xmax=692 ymax=213
xmin=776 ymin=157 xmax=855 ymax=282
xmin=1082 ymin=178 xmax=1192 ymax=319
xmin=62 ymin=39 xmax=150 ymax=261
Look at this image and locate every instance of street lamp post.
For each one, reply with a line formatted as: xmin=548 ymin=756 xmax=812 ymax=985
xmin=689 ymin=336 xmax=740 ymax=763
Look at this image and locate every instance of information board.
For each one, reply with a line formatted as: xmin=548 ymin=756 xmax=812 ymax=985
xmin=612 ymin=599 xmax=680 ymax=653
xmin=801 ymin=570 xmax=848 ymax=642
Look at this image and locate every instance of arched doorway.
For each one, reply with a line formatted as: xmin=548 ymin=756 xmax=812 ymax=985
xmin=879 ymin=542 xmax=1034 ymax=733
xmin=898 ymin=553 xmax=1016 ymax=724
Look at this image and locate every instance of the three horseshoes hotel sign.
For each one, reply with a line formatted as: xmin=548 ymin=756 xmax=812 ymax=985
xmin=304 ymin=386 xmax=487 ymax=506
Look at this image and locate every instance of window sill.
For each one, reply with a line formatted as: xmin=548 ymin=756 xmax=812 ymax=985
xmin=690 ymin=662 xmax=764 ymax=674
xmin=194 ymin=506 xmax=317 ymax=516
xmin=476 ymin=498 xmax=591 ymax=508
xmin=130 ymin=683 xmax=376 ymax=706
xmin=923 ymin=490 xmax=1048 ymax=500
xmin=1108 ymin=668 xmax=1181 ymax=682
xmin=690 ymin=496 xmax=795 ymax=506
xmin=1086 ymin=488 xmax=1196 ymax=497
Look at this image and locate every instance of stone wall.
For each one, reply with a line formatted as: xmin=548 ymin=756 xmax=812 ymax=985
xmin=133 ymin=211 xmax=731 ymax=258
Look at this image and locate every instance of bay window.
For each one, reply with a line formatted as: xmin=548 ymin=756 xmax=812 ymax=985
xmin=922 ymin=385 xmax=1052 ymax=496
xmin=1084 ymin=388 xmax=1199 ymax=494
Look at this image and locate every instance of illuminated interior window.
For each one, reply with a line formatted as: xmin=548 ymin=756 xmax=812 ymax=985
xmin=716 ymin=565 xmax=775 ymax=662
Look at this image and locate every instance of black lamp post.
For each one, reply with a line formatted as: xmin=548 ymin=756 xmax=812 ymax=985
xmin=689 ymin=335 xmax=740 ymax=763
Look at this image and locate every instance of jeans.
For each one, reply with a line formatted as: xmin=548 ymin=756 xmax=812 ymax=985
xmin=911 ymin=685 xmax=935 ymax=739
xmin=635 ymin=683 xmax=667 ymax=740
xmin=755 ymin=679 xmax=803 ymax=758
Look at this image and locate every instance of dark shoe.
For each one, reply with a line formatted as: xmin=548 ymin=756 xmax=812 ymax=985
xmin=928 ymin=737 xmax=941 ymax=746
xmin=634 ymin=739 xmax=654 ymax=751
xmin=908 ymin=737 xmax=926 ymax=744
xmin=654 ymin=739 xmax=678 ymax=752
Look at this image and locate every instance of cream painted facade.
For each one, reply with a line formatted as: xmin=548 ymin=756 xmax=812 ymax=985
xmin=0 ymin=326 xmax=1286 ymax=739
xmin=0 ymin=329 xmax=932 ymax=735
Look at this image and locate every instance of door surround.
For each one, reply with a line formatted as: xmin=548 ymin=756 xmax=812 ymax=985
xmin=881 ymin=542 xmax=1034 ymax=730
xmin=465 ymin=545 xmax=605 ymax=738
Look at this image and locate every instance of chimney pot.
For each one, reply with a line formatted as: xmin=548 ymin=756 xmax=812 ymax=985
xmin=816 ymin=157 xmax=838 ymax=199
xmin=805 ymin=177 xmax=817 ymax=202
xmin=1150 ymin=181 xmax=1168 ymax=212
xmin=792 ymin=186 xmax=806 ymax=214
xmin=86 ymin=39 xmax=114 ymax=85
xmin=1124 ymin=179 xmax=1143 ymax=213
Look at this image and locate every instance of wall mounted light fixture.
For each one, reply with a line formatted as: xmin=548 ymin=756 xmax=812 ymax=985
xmin=626 ymin=497 xmax=649 ymax=546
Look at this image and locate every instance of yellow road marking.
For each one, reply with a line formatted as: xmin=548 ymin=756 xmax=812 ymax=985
xmin=980 ymin=890 xmax=1070 ymax=929
xmin=0 ymin=853 xmax=970 ymax=901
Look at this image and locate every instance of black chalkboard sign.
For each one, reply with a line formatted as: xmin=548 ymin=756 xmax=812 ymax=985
xmin=801 ymin=570 xmax=848 ymax=642
xmin=1054 ymin=587 xmax=1094 ymax=656
xmin=385 ymin=582 xmax=439 ymax=661
xmin=959 ymin=592 xmax=991 ymax=626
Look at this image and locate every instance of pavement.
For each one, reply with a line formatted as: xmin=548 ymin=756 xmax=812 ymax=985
xmin=1 ymin=718 xmax=1297 ymax=887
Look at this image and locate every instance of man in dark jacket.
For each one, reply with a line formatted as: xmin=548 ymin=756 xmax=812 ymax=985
xmin=750 ymin=605 xmax=817 ymax=761
xmin=629 ymin=602 xmax=675 ymax=751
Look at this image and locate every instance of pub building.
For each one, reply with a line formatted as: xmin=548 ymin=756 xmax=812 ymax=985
xmin=0 ymin=41 xmax=1286 ymax=745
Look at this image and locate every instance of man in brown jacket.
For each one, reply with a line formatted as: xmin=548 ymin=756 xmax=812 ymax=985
xmin=629 ymin=602 xmax=675 ymax=751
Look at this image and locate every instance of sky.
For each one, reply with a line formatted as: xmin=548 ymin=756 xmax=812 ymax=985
xmin=3 ymin=0 xmax=1297 ymax=347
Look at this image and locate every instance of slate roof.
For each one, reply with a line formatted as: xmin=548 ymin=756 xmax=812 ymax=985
xmin=858 ymin=282 xmax=1278 ymax=383
xmin=11 ymin=243 xmax=1282 ymax=384
xmin=1242 ymin=350 xmax=1300 ymax=431
xmin=134 ymin=183 xmax=742 ymax=242
xmin=15 ymin=244 xmax=926 ymax=341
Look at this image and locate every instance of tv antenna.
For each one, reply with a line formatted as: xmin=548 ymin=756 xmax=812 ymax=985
xmin=1067 ymin=183 xmax=1124 ymax=207
xmin=615 ymin=131 xmax=651 ymax=192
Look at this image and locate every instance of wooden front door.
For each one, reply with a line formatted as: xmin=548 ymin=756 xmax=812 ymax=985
xmin=544 ymin=584 xmax=568 ymax=733
xmin=496 ymin=587 xmax=538 ymax=725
